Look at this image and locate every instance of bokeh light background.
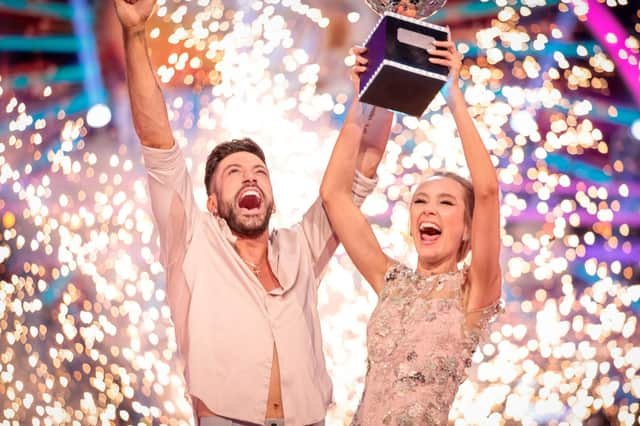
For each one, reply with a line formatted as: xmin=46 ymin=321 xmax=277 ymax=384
xmin=1 ymin=0 xmax=639 ymax=424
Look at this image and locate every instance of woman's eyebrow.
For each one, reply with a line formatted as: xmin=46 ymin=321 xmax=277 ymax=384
xmin=438 ymin=193 xmax=457 ymax=199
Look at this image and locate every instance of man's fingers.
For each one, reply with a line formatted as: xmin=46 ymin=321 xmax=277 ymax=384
xmin=355 ymin=55 xmax=368 ymax=65
xmin=350 ymin=46 xmax=368 ymax=60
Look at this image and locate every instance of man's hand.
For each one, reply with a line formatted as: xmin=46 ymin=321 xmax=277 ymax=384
xmin=117 ymin=0 xmax=174 ymax=149
xmin=349 ymin=46 xmax=369 ymax=97
xmin=345 ymin=47 xmax=392 ymax=179
xmin=113 ymin=0 xmax=156 ymax=31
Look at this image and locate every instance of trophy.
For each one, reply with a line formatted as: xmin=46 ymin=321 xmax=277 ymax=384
xmin=359 ymin=0 xmax=450 ymax=117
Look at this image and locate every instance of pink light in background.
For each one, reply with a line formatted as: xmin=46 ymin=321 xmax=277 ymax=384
xmin=584 ymin=0 xmax=640 ymax=106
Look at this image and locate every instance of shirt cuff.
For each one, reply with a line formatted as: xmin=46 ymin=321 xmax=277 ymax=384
xmin=352 ymin=169 xmax=378 ymax=207
xmin=140 ymin=142 xmax=181 ymax=170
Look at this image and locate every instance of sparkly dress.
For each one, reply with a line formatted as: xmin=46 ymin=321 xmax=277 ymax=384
xmin=351 ymin=264 xmax=502 ymax=426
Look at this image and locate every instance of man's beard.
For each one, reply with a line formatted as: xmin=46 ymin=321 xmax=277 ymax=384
xmin=218 ymin=199 xmax=273 ymax=237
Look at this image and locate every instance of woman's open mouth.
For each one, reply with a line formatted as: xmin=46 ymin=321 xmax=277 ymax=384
xmin=419 ymin=222 xmax=442 ymax=244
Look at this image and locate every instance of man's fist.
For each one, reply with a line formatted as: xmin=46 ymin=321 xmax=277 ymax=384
xmin=112 ymin=0 xmax=155 ymax=31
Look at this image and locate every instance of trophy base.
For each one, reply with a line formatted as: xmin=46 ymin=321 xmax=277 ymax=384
xmin=358 ymin=12 xmax=450 ymax=117
xmin=360 ymin=60 xmax=446 ymax=117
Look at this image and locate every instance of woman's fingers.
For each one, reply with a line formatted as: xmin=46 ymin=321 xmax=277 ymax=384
xmin=427 ymin=48 xmax=453 ymax=59
xmin=431 ymin=40 xmax=454 ymax=50
xmin=430 ymin=40 xmax=459 ymax=60
xmin=428 ymin=57 xmax=451 ymax=67
xmin=428 ymin=57 xmax=450 ymax=66
xmin=429 ymin=54 xmax=462 ymax=64
xmin=428 ymin=40 xmax=463 ymax=68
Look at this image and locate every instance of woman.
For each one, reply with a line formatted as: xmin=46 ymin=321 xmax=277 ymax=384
xmin=320 ymin=39 xmax=503 ymax=424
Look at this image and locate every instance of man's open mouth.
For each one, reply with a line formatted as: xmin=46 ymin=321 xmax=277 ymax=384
xmin=238 ymin=188 xmax=263 ymax=211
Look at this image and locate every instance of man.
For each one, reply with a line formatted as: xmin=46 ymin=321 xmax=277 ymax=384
xmin=113 ymin=0 xmax=393 ymax=425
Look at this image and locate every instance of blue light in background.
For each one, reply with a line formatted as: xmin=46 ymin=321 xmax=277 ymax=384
xmin=70 ymin=0 xmax=111 ymax=128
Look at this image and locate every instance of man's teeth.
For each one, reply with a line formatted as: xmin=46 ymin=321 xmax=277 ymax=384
xmin=238 ymin=188 xmax=263 ymax=210
xmin=242 ymin=189 xmax=261 ymax=199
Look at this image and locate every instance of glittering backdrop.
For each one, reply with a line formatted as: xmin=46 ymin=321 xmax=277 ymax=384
xmin=1 ymin=0 xmax=639 ymax=424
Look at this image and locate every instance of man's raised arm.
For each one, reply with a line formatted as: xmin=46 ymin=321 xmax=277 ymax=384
xmin=114 ymin=0 xmax=174 ymax=149
xmin=113 ymin=1 xmax=198 ymax=353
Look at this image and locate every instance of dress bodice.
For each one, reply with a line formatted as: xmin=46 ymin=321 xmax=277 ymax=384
xmin=352 ymin=263 xmax=502 ymax=425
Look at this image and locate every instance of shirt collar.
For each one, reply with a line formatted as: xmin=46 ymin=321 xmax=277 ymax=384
xmin=217 ymin=217 xmax=292 ymax=294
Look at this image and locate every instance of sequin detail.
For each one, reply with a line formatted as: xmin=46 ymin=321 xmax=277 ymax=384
xmin=351 ymin=264 xmax=502 ymax=425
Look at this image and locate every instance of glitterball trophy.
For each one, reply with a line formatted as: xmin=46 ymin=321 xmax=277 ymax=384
xmin=359 ymin=0 xmax=450 ymax=116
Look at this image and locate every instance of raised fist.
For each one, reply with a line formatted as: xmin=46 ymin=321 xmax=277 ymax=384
xmin=112 ymin=0 xmax=155 ymax=30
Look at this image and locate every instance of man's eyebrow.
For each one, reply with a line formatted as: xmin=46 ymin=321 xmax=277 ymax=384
xmin=221 ymin=163 xmax=242 ymax=173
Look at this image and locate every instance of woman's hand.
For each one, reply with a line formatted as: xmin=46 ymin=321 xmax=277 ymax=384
xmin=427 ymin=36 xmax=464 ymax=103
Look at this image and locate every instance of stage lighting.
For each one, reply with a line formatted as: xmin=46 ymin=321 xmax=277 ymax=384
xmin=87 ymin=103 xmax=112 ymax=128
xmin=631 ymin=119 xmax=640 ymax=140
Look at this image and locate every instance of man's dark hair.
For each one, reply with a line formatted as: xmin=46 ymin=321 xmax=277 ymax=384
xmin=204 ymin=138 xmax=267 ymax=195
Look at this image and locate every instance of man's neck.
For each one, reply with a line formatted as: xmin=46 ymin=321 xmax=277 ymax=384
xmin=233 ymin=231 xmax=270 ymax=265
xmin=234 ymin=231 xmax=281 ymax=292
